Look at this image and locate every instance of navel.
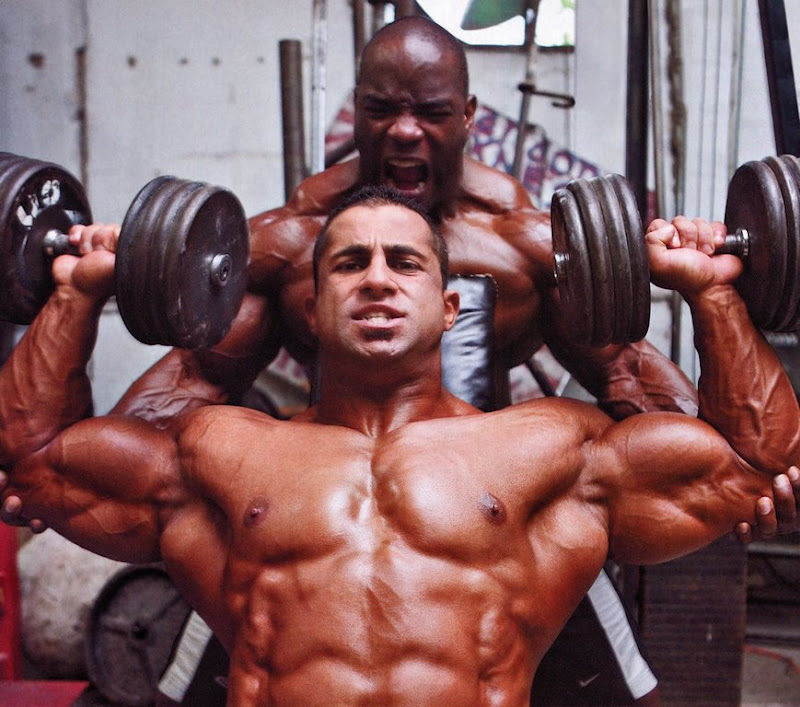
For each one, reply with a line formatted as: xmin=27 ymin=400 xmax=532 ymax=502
xmin=243 ymin=496 xmax=269 ymax=528
xmin=479 ymin=491 xmax=507 ymax=524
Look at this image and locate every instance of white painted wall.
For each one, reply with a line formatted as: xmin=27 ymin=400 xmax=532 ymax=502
xmin=1 ymin=0 xmax=799 ymax=409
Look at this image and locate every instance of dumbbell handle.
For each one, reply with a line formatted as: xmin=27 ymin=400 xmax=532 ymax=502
xmin=718 ymin=228 xmax=750 ymax=259
xmin=40 ymin=227 xmax=233 ymax=288
xmin=41 ymin=229 xmax=80 ymax=258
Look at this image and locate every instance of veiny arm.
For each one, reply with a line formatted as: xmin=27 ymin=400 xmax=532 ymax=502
xmin=600 ymin=219 xmax=800 ymax=563
xmin=111 ymin=291 xmax=277 ymax=427
xmin=544 ymin=333 xmax=699 ymax=418
xmin=0 ymin=249 xmax=185 ymax=562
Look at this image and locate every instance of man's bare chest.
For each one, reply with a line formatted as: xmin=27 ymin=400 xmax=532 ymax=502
xmin=216 ymin=422 xmax=547 ymax=566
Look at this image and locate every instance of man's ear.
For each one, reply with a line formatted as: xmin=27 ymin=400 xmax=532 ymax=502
xmin=464 ymin=94 xmax=477 ymax=132
xmin=304 ymin=296 xmax=318 ymax=336
xmin=443 ymin=289 xmax=460 ymax=332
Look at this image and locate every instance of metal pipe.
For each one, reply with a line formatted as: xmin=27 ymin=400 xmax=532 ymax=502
xmin=512 ymin=2 xmax=542 ymax=180
xmin=310 ymin=0 xmax=328 ymax=175
xmin=625 ymin=0 xmax=649 ymax=222
xmin=279 ymin=39 xmax=308 ymax=199
xmin=393 ymin=0 xmax=417 ymax=18
xmin=353 ymin=0 xmax=366 ymax=80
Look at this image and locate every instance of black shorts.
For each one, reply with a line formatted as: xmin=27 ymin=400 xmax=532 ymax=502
xmin=531 ymin=570 xmax=658 ymax=705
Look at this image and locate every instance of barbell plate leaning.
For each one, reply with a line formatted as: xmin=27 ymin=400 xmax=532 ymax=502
xmin=589 ymin=175 xmax=634 ymax=344
xmin=551 ymin=187 xmax=594 ymax=345
xmin=770 ymin=155 xmax=800 ymax=331
xmin=725 ymin=159 xmax=787 ymax=330
xmin=115 ymin=176 xmax=249 ymax=349
xmin=0 ymin=152 xmax=92 ymax=324
xmin=567 ymin=178 xmax=614 ymax=346
xmin=609 ymin=174 xmax=651 ymax=342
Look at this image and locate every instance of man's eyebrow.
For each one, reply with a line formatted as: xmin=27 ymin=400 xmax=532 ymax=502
xmin=330 ymin=243 xmax=427 ymax=260
xmin=385 ymin=244 xmax=427 ymax=260
xmin=331 ymin=244 xmax=370 ymax=259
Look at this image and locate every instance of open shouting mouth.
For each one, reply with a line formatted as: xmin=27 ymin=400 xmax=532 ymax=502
xmin=386 ymin=160 xmax=428 ymax=193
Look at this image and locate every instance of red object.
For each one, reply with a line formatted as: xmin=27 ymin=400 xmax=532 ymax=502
xmin=0 ymin=680 xmax=90 ymax=706
xmin=0 ymin=525 xmax=22 ymax=680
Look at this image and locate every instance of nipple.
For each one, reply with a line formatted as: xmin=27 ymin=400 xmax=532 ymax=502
xmin=244 ymin=496 xmax=269 ymax=527
xmin=479 ymin=491 xmax=506 ymax=524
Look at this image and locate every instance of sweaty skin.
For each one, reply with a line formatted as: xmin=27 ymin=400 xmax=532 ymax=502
xmin=1 ymin=198 xmax=798 ymax=705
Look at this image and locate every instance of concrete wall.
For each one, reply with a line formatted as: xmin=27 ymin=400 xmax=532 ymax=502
xmin=1 ymin=0 xmax=799 ymax=407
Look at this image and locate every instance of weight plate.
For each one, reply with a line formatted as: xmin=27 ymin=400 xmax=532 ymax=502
xmin=85 ymin=563 xmax=191 ymax=707
xmin=725 ymin=160 xmax=787 ymax=329
xmin=590 ymin=175 xmax=633 ymax=344
xmin=773 ymin=155 xmax=800 ymax=331
xmin=568 ymin=178 xmax=614 ymax=346
xmin=0 ymin=152 xmax=91 ymax=323
xmin=609 ymin=174 xmax=651 ymax=342
xmin=116 ymin=176 xmax=249 ymax=349
xmin=552 ymin=187 xmax=594 ymax=345
xmin=116 ymin=177 xmax=187 ymax=346
xmin=763 ymin=156 xmax=800 ymax=330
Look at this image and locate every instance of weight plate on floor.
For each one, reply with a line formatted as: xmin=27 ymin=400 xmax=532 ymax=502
xmin=552 ymin=186 xmax=594 ymax=345
xmin=85 ymin=563 xmax=192 ymax=707
xmin=725 ymin=159 xmax=787 ymax=330
xmin=0 ymin=152 xmax=91 ymax=323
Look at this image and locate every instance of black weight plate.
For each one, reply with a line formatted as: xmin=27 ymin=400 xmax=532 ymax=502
xmin=85 ymin=564 xmax=191 ymax=707
xmin=774 ymin=155 xmax=800 ymax=331
xmin=589 ymin=175 xmax=633 ymax=344
xmin=116 ymin=177 xmax=249 ymax=348
xmin=165 ymin=186 xmax=249 ymax=349
xmin=0 ymin=153 xmax=91 ymax=323
xmin=764 ymin=156 xmax=800 ymax=330
xmin=725 ymin=160 xmax=787 ymax=329
xmin=551 ymin=187 xmax=594 ymax=345
xmin=609 ymin=174 xmax=651 ymax=341
xmin=116 ymin=177 xmax=189 ymax=346
xmin=568 ymin=178 xmax=614 ymax=346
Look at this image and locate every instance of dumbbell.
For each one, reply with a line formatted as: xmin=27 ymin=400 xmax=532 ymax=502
xmin=550 ymin=154 xmax=800 ymax=346
xmin=0 ymin=153 xmax=249 ymax=349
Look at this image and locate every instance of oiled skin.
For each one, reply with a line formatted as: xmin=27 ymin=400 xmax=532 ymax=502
xmin=1 ymin=206 xmax=798 ymax=705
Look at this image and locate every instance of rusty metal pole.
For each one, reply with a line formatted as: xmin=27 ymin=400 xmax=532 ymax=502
xmin=310 ymin=0 xmax=328 ymax=175
xmin=393 ymin=0 xmax=417 ymax=18
xmin=353 ymin=0 xmax=366 ymax=80
xmin=279 ymin=39 xmax=308 ymax=199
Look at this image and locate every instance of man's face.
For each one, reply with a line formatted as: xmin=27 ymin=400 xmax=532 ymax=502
xmin=354 ymin=35 xmax=476 ymax=215
xmin=307 ymin=204 xmax=458 ymax=366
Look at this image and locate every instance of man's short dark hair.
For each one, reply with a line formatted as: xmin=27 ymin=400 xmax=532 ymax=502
xmin=312 ymin=185 xmax=449 ymax=289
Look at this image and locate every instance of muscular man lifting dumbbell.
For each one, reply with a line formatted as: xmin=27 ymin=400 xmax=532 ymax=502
xmin=0 ymin=185 xmax=799 ymax=706
xmin=3 ymin=16 xmax=797 ymax=706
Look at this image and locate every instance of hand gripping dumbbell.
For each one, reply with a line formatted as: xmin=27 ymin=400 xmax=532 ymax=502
xmin=550 ymin=154 xmax=800 ymax=346
xmin=0 ymin=152 xmax=249 ymax=349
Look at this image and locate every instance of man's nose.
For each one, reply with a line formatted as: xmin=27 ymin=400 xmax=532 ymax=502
xmin=360 ymin=257 xmax=397 ymax=293
xmin=387 ymin=113 xmax=423 ymax=142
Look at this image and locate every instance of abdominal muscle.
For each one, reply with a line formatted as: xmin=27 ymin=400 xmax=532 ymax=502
xmin=226 ymin=539 xmax=537 ymax=706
